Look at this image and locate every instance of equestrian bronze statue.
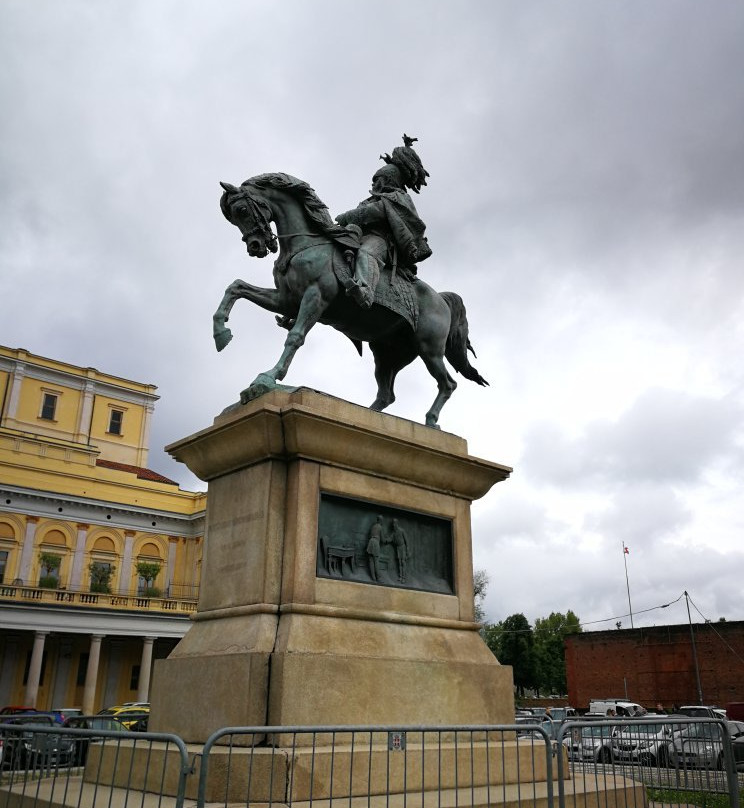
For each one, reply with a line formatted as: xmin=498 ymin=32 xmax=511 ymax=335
xmin=212 ymin=136 xmax=487 ymax=428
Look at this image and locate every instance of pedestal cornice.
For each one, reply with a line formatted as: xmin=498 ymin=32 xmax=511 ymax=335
xmin=166 ymin=388 xmax=511 ymax=501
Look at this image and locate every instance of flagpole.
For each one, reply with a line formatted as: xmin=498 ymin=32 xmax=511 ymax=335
xmin=623 ymin=542 xmax=634 ymax=628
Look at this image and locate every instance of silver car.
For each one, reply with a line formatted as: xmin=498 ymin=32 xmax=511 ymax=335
xmin=612 ymin=721 xmax=676 ymax=767
xmin=562 ymin=723 xmax=616 ymax=763
xmin=671 ymin=721 xmax=744 ymax=770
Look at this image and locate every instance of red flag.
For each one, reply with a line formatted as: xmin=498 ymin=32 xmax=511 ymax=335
xmin=624 ymin=546 xmax=630 ymax=554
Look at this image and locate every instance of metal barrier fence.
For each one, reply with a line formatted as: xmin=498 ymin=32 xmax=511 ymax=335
xmin=1 ymin=717 xmax=742 ymax=808
xmin=197 ymin=725 xmax=556 ymax=807
xmin=556 ymin=716 xmax=742 ymax=808
xmin=0 ymin=721 xmax=191 ymax=807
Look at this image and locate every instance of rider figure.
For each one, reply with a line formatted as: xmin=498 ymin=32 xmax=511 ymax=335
xmin=335 ymin=135 xmax=432 ymax=308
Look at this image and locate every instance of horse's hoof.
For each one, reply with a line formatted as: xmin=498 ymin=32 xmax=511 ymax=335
xmin=214 ymin=328 xmax=233 ymax=352
xmin=275 ymin=315 xmax=295 ymax=330
xmin=239 ymin=374 xmax=277 ymax=404
xmin=425 ymin=416 xmax=441 ymax=430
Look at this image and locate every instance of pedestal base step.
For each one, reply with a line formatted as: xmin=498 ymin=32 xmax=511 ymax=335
xmin=0 ymin=772 xmax=645 ymax=808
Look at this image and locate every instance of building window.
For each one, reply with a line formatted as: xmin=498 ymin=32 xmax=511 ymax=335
xmin=108 ymin=408 xmax=124 ymax=435
xmin=40 ymin=392 xmax=58 ymax=421
xmin=38 ymin=552 xmax=62 ymax=589
xmin=0 ymin=550 xmax=7 ymax=583
xmin=136 ymin=559 xmax=162 ymax=597
xmin=89 ymin=560 xmax=114 ymax=593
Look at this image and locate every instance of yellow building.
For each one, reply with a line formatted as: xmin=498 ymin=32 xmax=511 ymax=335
xmin=0 ymin=346 xmax=205 ymax=712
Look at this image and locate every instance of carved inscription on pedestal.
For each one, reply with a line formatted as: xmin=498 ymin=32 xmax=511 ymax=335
xmin=316 ymin=493 xmax=454 ymax=594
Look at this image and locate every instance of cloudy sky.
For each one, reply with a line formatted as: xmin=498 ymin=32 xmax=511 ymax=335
xmin=3 ymin=1 xmax=744 ymax=632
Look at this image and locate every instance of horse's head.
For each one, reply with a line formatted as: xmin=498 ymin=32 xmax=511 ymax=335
xmin=219 ymin=182 xmax=278 ymax=258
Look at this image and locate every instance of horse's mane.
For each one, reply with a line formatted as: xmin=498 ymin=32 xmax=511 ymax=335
xmin=243 ymin=173 xmax=339 ymax=233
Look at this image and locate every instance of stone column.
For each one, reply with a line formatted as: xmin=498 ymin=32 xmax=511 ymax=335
xmin=137 ymin=637 xmax=156 ymax=702
xmin=121 ymin=532 xmax=135 ymax=594
xmin=17 ymin=517 xmax=39 ymax=584
xmin=82 ymin=634 xmax=105 ymax=714
xmin=24 ymin=631 xmax=48 ymax=707
xmin=69 ymin=523 xmax=89 ymax=590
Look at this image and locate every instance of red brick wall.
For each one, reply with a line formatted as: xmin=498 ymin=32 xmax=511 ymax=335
xmin=565 ymin=621 xmax=744 ymax=710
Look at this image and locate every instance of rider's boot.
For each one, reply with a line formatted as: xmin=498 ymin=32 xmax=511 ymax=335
xmin=351 ymin=284 xmax=374 ymax=308
xmin=344 ymin=250 xmax=375 ymax=308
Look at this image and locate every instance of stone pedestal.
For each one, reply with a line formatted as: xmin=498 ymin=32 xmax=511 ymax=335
xmin=149 ymin=388 xmax=514 ymax=743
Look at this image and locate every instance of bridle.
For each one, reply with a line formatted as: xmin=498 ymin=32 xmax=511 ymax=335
xmin=223 ymin=185 xmax=331 ymax=265
xmin=226 ymin=187 xmax=278 ymax=254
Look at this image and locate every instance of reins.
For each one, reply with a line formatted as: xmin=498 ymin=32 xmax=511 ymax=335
xmin=274 ymin=236 xmax=333 ymax=276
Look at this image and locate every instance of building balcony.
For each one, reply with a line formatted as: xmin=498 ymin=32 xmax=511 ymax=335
xmin=0 ymin=580 xmax=198 ymax=615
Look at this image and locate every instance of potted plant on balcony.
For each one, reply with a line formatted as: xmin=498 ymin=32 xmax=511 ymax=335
xmin=89 ymin=561 xmax=115 ymax=593
xmin=38 ymin=552 xmax=61 ymax=588
xmin=136 ymin=561 xmax=162 ymax=598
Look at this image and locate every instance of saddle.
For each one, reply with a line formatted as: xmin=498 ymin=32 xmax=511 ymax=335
xmin=331 ymin=248 xmax=418 ymax=332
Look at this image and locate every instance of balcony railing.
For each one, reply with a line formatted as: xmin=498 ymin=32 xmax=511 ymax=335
xmin=0 ymin=580 xmax=198 ymax=614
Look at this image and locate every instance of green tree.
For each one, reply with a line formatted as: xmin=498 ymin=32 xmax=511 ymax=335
xmin=533 ymin=610 xmax=582 ymax=696
xmin=482 ymin=620 xmax=504 ymax=658
xmin=38 ymin=552 xmax=61 ymax=589
xmin=497 ymin=613 xmax=537 ymax=697
xmin=135 ymin=561 xmax=162 ymax=597
xmin=473 ymin=569 xmax=489 ymax=624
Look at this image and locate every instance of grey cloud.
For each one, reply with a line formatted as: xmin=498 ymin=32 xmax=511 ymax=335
xmin=587 ymin=483 xmax=692 ymax=545
xmin=522 ymin=388 xmax=743 ymax=486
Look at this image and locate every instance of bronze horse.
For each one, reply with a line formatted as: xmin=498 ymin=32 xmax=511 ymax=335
xmin=213 ymin=173 xmax=487 ymax=427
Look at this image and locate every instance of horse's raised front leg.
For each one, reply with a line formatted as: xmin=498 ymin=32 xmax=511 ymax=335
xmin=241 ymin=284 xmax=328 ymax=403
xmin=213 ymin=279 xmax=284 ymax=352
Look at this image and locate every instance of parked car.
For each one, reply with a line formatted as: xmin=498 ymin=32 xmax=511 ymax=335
xmin=516 ymin=715 xmax=543 ymax=736
xmin=0 ymin=706 xmax=37 ymax=716
xmin=562 ymin=723 xmax=617 ymax=763
xmin=732 ymin=728 xmax=744 ymax=770
xmin=611 ymin=721 xmax=679 ymax=767
xmin=516 ymin=714 xmax=560 ymax=741
xmin=589 ymin=700 xmax=646 ymax=717
xmin=62 ymin=715 xmax=127 ymax=765
xmin=127 ymin=714 xmax=149 ymax=732
xmin=677 ymin=705 xmax=724 ymax=719
xmin=671 ymin=720 xmax=744 ymax=770
xmin=97 ymin=704 xmax=150 ymax=730
xmin=548 ymin=707 xmax=577 ymax=723
xmin=51 ymin=708 xmax=82 ymax=724
xmin=0 ymin=714 xmax=74 ymax=770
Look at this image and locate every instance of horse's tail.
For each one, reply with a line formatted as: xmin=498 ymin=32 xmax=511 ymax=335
xmin=441 ymin=291 xmax=489 ymax=387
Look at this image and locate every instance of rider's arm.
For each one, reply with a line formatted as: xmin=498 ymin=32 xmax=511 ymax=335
xmin=336 ymin=200 xmax=386 ymax=229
